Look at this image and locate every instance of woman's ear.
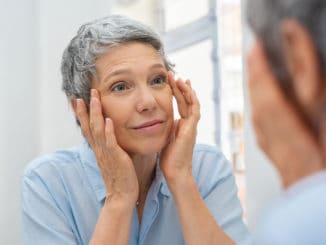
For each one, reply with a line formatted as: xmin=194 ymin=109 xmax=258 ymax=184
xmin=280 ymin=19 xmax=324 ymax=115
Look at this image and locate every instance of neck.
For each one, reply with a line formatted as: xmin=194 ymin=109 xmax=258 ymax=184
xmin=130 ymin=153 xmax=157 ymax=193
xmin=281 ymin=112 xmax=326 ymax=188
xmin=280 ymin=158 xmax=324 ymax=189
xmin=129 ymin=153 xmax=157 ymax=223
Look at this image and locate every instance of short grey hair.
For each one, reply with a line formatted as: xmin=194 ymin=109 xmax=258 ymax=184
xmin=247 ymin=0 xmax=326 ymax=97
xmin=61 ymin=15 xmax=173 ymax=107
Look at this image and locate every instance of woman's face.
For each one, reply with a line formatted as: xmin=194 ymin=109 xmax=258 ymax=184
xmin=92 ymin=42 xmax=174 ymax=155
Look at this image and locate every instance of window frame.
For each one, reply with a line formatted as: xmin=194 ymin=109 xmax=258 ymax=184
xmin=158 ymin=0 xmax=221 ymax=146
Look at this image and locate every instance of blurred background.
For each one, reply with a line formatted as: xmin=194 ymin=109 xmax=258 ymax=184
xmin=0 ymin=0 xmax=281 ymax=243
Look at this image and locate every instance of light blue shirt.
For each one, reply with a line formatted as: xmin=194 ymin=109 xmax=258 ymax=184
xmin=21 ymin=142 xmax=251 ymax=245
xmin=254 ymin=171 xmax=326 ymax=245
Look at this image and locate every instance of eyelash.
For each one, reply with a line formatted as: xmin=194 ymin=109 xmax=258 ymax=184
xmin=150 ymin=75 xmax=167 ymax=86
xmin=111 ymin=82 xmax=130 ymax=92
xmin=110 ymin=74 xmax=167 ymax=93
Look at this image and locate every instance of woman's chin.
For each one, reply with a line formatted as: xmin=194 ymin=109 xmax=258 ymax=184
xmin=124 ymin=140 xmax=167 ymax=156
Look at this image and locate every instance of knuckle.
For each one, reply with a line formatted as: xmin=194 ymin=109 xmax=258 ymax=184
xmin=89 ymin=119 xmax=95 ymax=130
xmin=105 ymin=137 xmax=114 ymax=150
xmin=90 ymin=120 xmax=102 ymax=136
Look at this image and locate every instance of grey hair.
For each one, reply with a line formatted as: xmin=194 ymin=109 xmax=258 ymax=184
xmin=61 ymin=15 xmax=173 ymax=107
xmin=247 ymin=0 xmax=326 ymax=97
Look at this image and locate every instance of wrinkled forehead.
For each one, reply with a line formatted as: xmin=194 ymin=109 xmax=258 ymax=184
xmin=93 ymin=42 xmax=167 ymax=83
xmin=95 ymin=42 xmax=164 ymax=68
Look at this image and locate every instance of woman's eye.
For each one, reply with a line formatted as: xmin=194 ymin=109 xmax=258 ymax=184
xmin=150 ymin=76 xmax=166 ymax=86
xmin=112 ymin=82 xmax=128 ymax=92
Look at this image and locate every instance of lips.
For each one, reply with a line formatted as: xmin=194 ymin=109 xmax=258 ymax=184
xmin=132 ymin=119 xmax=164 ymax=129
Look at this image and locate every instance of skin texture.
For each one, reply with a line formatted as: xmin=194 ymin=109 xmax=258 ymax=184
xmin=71 ymin=42 xmax=235 ymax=245
xmin=93 ymin=42 xmax=174 ymax=156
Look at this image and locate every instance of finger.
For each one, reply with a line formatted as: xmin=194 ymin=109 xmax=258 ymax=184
xmin=104 ymin=117 xmax=130 ymax=168
xmin=176 ymin=79 xmax=192 ymax=104
xmin=176 ymin=80 xmax=200 ymax=123
xmin=168 ymin=73 xmax=188 ymax=117
xmin=189 ymin=89 xmax=201 ymax=122
xmin=183 ymin=92 xmax=200 ymax=137
xmin=178 ymin=89 xmax=200 ymax=141
xmin=76 ymin=98 xmax=95 ymax=146
xmin=104 ymin=117 xmax=119 ymax=150
xmin=165 ymin=119 xmax=178 ymax=145
xmin=185 ymin=79 xmax=192 ymax=88
xmin=89 ymin=89 xmax=106 ymax=144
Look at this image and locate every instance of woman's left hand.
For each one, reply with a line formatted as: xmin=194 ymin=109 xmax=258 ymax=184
xmin=160 ymin=72 xmax=200 ymax=184
xmin=160 ymin=73 xmax=235 ymax=245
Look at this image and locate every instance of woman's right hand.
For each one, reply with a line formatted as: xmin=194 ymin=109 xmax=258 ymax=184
xmin=76 ymin=89 xmax=139 ymax=207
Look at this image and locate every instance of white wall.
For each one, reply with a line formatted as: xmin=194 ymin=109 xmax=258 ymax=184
xmin=38 ymin=0 xmax=116 ymax=154
xmin=111 ymin=0 xmax=157 ymax=27
xmin=241 ymin=0 xmax=282 ymax=230
xmin=0 ymin=0 xmax=155 ymax=244
xmin=0 ymin=1 xmax=39 ymax=244
xmin=0 ymin=0 xmax=114 ymax=244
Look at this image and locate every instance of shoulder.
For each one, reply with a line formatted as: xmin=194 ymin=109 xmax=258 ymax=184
xmin=192 ymin=144 xmax=234 ymax=196
xmin=24 ymin=146 xmax=80 ymax=176
xmin=192 ymin=144 xmax=232 ymax=178
xmin=193 ymin=143 xmax=227 ymax=159
xmin=21 ymin=145 xmax=88 ymax=212
xmin=255 ymin=176 xmax=326 ymax=244
xmin=22 ymin=145 xmax=83 ymax=191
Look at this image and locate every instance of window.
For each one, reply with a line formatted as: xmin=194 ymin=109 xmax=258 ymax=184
xmin=168 ymin=40 xmax=216 ymax=146
xmin=160 ymin=0 xmax=246 ymax=216
xmin=162 ymin=0 xmax=209 ymax=31
xmin=160 ymin=0 xmax=221 ymax=145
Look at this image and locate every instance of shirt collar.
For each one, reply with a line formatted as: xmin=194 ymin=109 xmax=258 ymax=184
xmin=78 ymin=141 xmax=171 ymax=203
xmin=155 ymin=158 xmax=171 ymax=197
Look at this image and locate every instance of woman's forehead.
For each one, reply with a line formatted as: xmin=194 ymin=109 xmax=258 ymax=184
xmin=96 ymin=43 xmax=165 ymax=71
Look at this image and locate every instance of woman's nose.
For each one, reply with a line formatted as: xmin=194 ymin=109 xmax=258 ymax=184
xmin=136 ymin=87 xmax=157 ymax=113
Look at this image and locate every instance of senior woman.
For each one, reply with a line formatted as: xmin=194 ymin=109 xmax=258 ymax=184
xmin=21 ymin=15 xmax=250 ymax=245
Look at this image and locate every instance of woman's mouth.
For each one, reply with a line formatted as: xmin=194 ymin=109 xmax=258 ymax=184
xmin=132 ymin=120 xmax=164 ymax=134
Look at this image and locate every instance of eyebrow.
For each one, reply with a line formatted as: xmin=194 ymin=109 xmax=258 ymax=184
xmin=102 ymin=63 xmax=166 ymax=84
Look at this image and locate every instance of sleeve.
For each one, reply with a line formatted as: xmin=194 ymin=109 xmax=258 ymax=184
xmin=21 ymin=171 xmax=79 ymax=245
xmin=194 ymin=147 xmax=252 ymax=245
